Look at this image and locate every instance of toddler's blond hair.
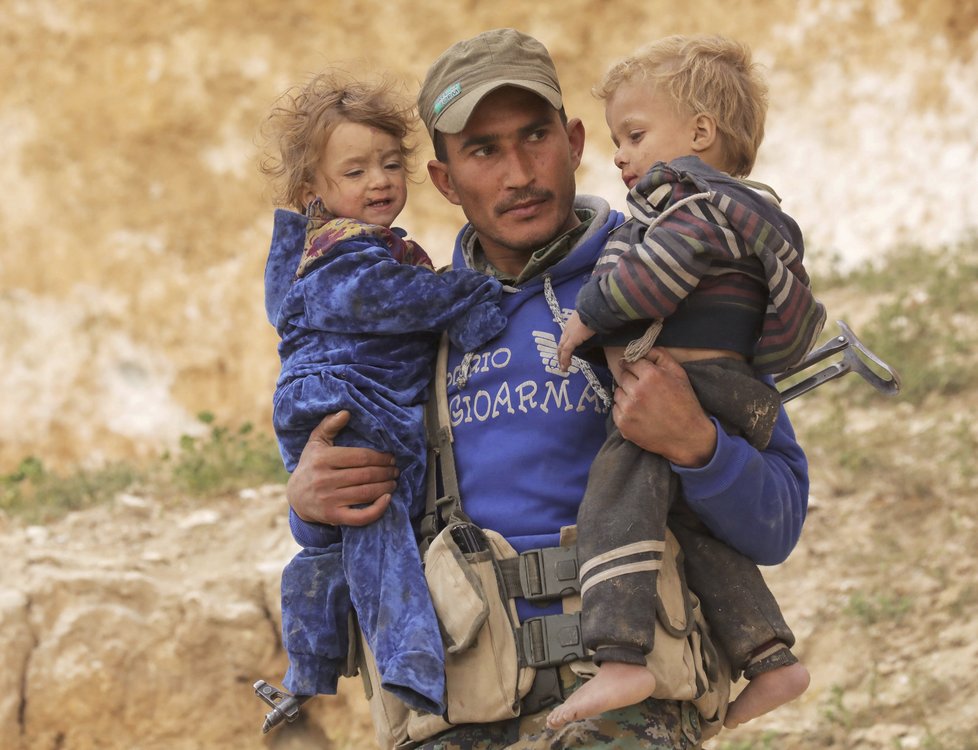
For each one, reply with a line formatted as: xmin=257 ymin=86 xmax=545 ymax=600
xmin=595 ymin=35 xmax=768 ymax=177
xmin=260 ymin=70 xmax=416 ymax=211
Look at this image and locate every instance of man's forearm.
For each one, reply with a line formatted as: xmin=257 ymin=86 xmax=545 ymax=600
xmin=673 ymin=407 xmax=809 ymax=565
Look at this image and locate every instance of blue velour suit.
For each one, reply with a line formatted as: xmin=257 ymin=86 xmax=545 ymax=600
xmin=264 ymin=207 xmax=506 ymax=713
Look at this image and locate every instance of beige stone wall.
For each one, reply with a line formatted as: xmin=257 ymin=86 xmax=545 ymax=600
xmin=1 ymin=1 xmax=976 ymax=467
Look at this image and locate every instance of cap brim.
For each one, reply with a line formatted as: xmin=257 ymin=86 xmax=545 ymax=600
xmin=434 ymin=80 xmax=562 ymax=134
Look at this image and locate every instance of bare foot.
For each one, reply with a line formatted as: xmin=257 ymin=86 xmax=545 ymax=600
xmin=546 ymin=662 xmax=656 ymax=730
xmin=724 ymin=661 xmax=811 ymax=729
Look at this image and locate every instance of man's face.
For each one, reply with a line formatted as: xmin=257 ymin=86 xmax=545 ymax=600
xmin=427 ymin=87 xmax=585 ymax=274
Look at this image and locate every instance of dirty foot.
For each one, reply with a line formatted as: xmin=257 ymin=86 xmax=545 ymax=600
xmin=546 ymin=662 xmax=656 ymax=730
xmin=725 ymin=661 xmax=811 ymax=729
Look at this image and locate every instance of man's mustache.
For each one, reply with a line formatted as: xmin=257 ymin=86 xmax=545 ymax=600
xmin=496 ymin=188 xmax=554 ymax=215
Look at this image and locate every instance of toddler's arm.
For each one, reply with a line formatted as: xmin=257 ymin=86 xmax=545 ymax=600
xmin=301 ymin=240 xmax=504 ymax=340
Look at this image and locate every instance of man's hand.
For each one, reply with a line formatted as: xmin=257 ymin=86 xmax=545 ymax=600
xmin=286 ymin=411 xmax=399 ymax=526
xmin=557 ymin=311 xmax=595 ymax=371
xmin=613 ymin=348 xmax=718 ymax=468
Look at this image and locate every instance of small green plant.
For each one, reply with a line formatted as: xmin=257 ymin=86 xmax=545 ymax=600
xmin=1 ymin=455 xmax=143 ymax=524
xmin=1 ymin=413 xmax=288 ymax=524
xmin=163 ymin=411 xmax=288 ymax=495
xmin=820 ymin=684 xmax=854 ymax=729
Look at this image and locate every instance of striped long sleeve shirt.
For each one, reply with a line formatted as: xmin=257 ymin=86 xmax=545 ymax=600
xmin=576 ymin=156 xmax=826 ymax=375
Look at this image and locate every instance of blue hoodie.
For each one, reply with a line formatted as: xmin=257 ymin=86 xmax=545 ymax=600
xmin=443 ymin=197 xmax=808 ymax=621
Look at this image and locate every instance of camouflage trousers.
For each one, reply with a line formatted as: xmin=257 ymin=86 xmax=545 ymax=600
xmin=415 ymin=669 xmax=703 ymax=750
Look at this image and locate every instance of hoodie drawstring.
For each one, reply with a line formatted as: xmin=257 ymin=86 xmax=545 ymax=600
xmin=543 ymin=274 xmax=612 ymax=409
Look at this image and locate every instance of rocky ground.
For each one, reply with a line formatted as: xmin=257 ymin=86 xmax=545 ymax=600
xmin=2 ymin=306 xmax=976 ymax=750
xmin=0 ymin=486 xmax=377 ymax=750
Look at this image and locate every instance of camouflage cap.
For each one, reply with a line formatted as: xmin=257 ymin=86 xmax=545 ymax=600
xmin=418 ymin=28 xmax=563 ymax=141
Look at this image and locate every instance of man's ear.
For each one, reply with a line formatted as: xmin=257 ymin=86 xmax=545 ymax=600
xmin=427 ymin=159 xmax=461 ymax=205
xmin=691 ymin=113 xmax=718 ymax=154
xmin=566 ymin=117 xmax=586 ymax=170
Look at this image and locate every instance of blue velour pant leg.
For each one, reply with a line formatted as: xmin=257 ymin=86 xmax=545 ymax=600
xmin=280 ymin=544 xmax=349 ymax=695
xmin=343 ymin=485 xmax=446 ymax=715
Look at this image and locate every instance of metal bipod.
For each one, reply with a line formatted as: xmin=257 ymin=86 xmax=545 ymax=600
xmin=775 ymin=320 xmax=901 ymax=402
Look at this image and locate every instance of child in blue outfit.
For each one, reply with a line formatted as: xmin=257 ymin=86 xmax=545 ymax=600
xmin=260 ymin=71 xmax=506 ymax=714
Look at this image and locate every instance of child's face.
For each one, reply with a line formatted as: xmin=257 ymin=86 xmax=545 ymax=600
xmin=604 ymin=80 xmax=697 ymax=190
xmin=308 ymin=122 xmax=407 ymax=227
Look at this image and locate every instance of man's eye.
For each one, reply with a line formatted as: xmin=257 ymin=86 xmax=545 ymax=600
xmin=527 ymin=128 xmax=547 ymax=142
xmin=472 ymin=146 xmax=494 ymax=158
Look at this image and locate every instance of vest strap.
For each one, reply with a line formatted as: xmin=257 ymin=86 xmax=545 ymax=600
xmin=498 ymin=545 xmax=580 ymax=603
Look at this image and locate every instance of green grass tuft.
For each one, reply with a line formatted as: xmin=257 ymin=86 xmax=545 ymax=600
xmin=1 ymin=413 xmax=288 ymax=524
xmin=162 ymin=411 xmax=289 ymax=495
xmin=823 ymin=235 xmax=978 ymax=405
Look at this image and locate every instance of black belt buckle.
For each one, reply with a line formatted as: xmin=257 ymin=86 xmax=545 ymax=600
xmin=518 ymin=612 xmax=586 ymax=669
xmin=519 ymin=546 xmax=580 ymax=602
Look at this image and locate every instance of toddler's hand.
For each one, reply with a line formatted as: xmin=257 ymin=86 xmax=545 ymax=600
xmin=557 ymin=311 xmax=595 ymax=372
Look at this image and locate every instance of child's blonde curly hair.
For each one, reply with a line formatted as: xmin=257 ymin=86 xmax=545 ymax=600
xmin=594 ymin=35 xmax=768 ymax=177
xmin=260 ymin=69 xmax=417 ymax=212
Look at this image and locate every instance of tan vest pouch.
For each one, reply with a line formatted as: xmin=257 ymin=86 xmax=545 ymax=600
xmin=647 ymin=531 xmax=730 ymax=728
xmin=356 ymin=521 xmax=535 ymax=749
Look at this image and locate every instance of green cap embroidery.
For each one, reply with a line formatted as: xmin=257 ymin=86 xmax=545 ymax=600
xmin=433 ymin=83 xmax=462 ymax=115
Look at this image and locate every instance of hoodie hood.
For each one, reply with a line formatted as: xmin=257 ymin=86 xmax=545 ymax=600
xmin=451 ymin=195 xmax=620 ymax=289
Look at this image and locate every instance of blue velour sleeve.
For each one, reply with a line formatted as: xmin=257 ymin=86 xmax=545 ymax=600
xmin=672 ymin=405 xmax=809 ymax=565
xmin=299 ymin=240 xmax=506 ymax=347
xmin=289 ymin=507 xmax=341 ymax=549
